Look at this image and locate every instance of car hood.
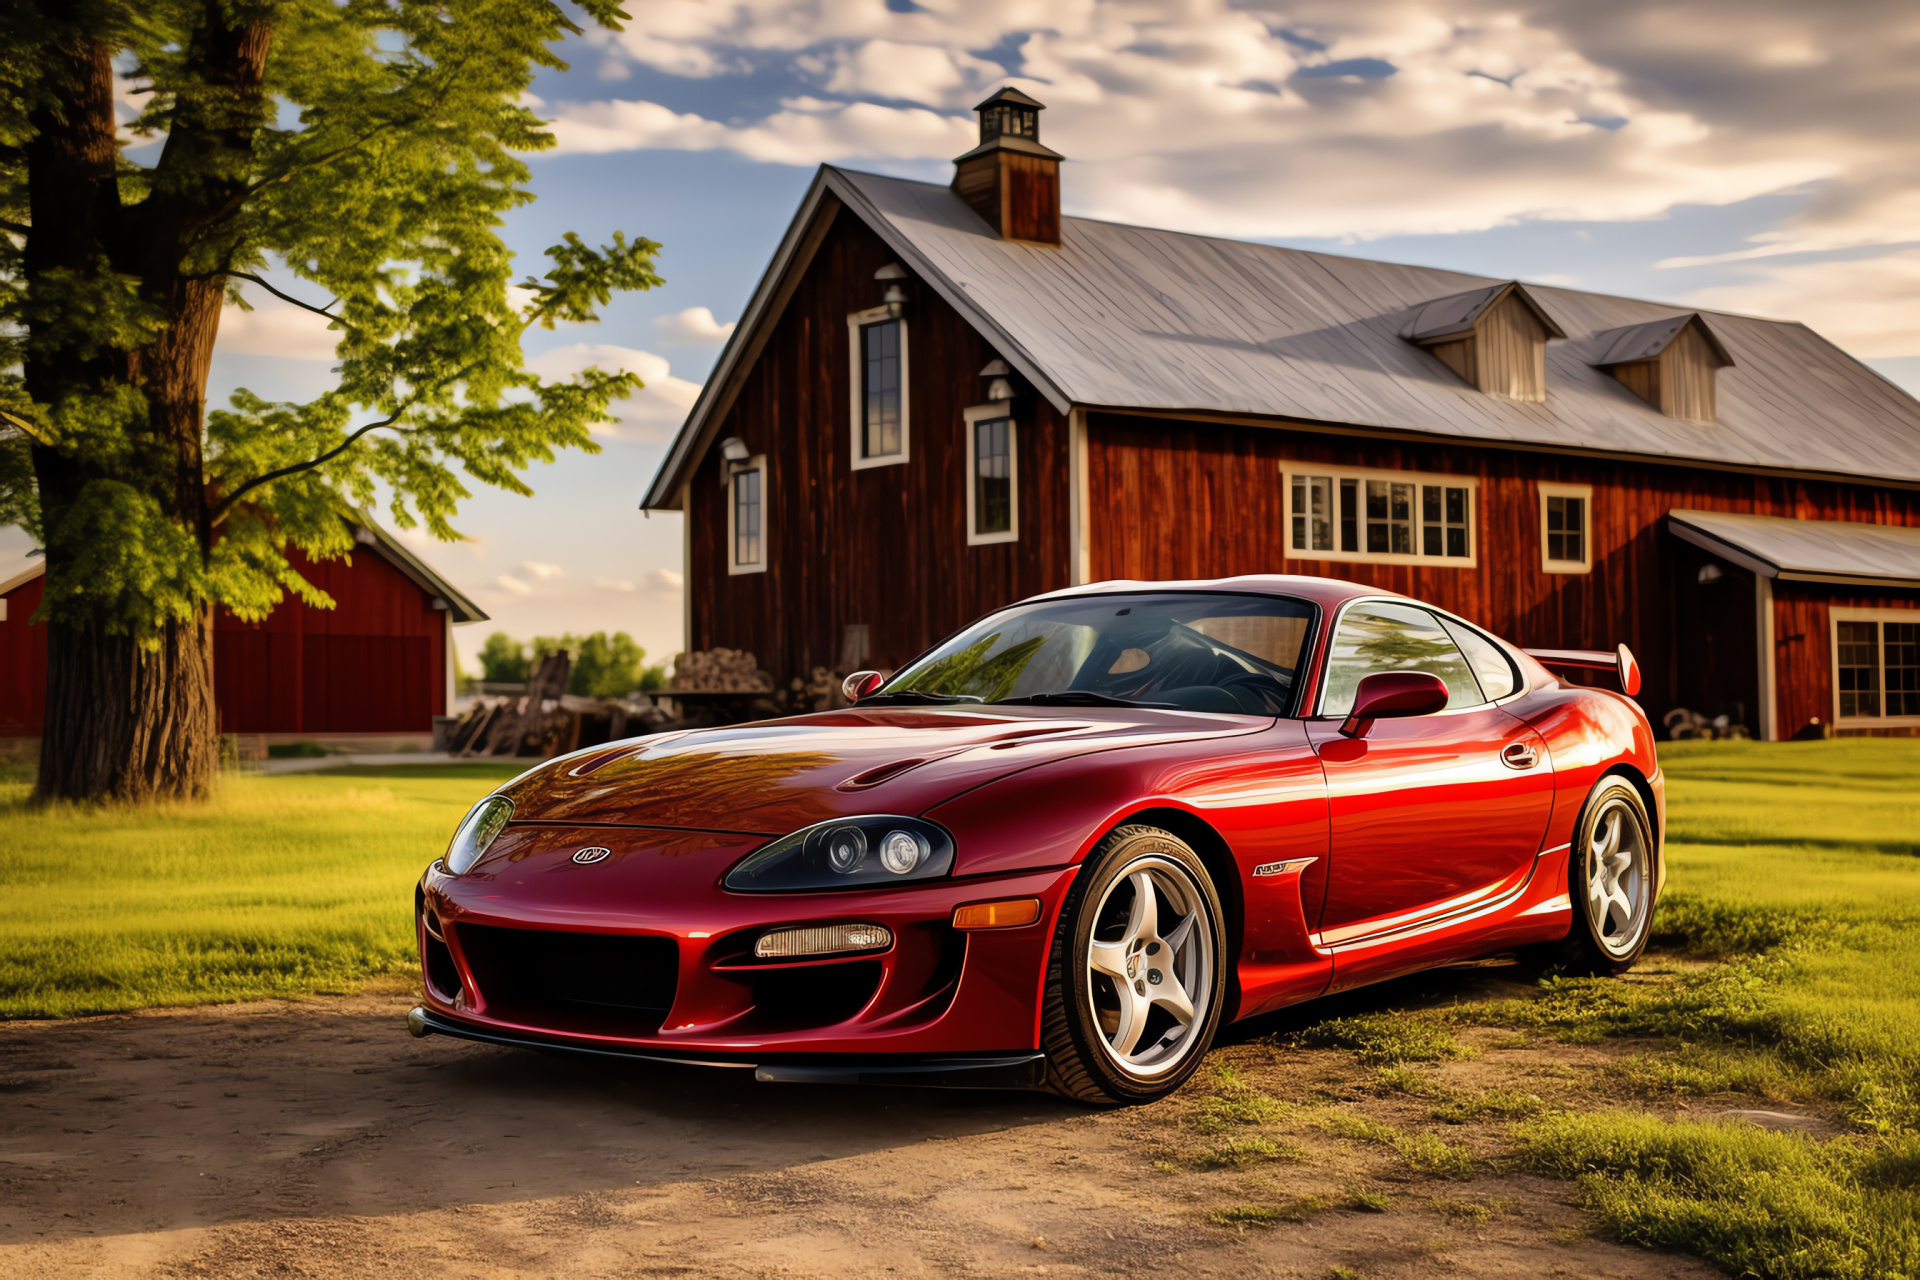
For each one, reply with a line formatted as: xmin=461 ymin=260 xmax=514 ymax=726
xmin=497 ymin=706 xmax=1267 ymax=832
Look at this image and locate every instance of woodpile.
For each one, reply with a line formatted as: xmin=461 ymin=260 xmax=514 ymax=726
xmin=668 ymin=648 xmax=774 ymax=693
xmin=443 ymin=649 xmax=673 ymax=760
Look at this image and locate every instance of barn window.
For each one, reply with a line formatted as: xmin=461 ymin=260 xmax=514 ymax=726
xmin=1282 ymin=466 xmax=1476 ymax=567
xmin=1538 ymin=482 xmax=1593 ymax=574
xmin=848 ymin=306 xmax=910 ymax=469
xmin=727 ymin=457 xmax=766 ymax=576
xmin=964 ymin=404 xmax=1018 ymax=544
xmin=1832 ymin=611 xmax=1920 ymax=723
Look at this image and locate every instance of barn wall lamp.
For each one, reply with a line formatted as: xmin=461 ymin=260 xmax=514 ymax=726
xmin=721 ymin=436 xmax=750 ymax=462
xmin=875 ymin=262 xmax=908 ymax=320
xmin=980 ymin=358 xmax=1015 ymax=402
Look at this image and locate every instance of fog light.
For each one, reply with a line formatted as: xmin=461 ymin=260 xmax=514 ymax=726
xmin=755 ymin=923 xmax=894 ymax=959
xmin=952 ymin=898 xmax=1042 ymax=930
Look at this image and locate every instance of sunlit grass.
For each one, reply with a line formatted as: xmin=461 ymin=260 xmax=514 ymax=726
xmin=0 ymin=765 xmax=519 ymax=1017
xmin=1501 ymin=740 xmax=1920 ymax=1278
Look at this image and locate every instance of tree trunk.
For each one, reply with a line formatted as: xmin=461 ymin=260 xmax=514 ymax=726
xmin=37 ymin=611 xmax=220 ymax=802
xmin=25 ymin=11 xmax=271 ymax=804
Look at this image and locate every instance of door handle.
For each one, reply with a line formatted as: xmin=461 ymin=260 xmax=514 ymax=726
xmin=1501 ymin=742 xmax=1539 ymax=770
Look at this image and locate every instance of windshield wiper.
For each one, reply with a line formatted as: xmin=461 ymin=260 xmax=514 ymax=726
xmin=993 ymin=691 xmax=1178 ymax=709
xmin=856 ymin=690 xmax=984 ymax=706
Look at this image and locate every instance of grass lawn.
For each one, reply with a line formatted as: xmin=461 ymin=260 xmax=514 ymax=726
xmin=0 ymin=763 xmax=519 ymax=1017
xmin=3 ymin=740 xmax=1918 ymax=1275
xmin=1506 ymin=740 xmax=1920 ymax=1279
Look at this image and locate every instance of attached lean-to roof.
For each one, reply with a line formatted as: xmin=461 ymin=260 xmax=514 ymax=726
xmin=643 ymin=166 xmax=1920 ymax=508
xmin=1668 ymin=510 xmax=1920 ymax=589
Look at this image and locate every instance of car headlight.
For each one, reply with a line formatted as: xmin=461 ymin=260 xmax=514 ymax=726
xmin=445 ymin=795 xmax=514 ymax=875
xmin=724 ymin=816 xmax=953 ymax=892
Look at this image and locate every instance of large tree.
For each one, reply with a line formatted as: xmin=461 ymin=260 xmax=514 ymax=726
xmin=0 ymin=0 xmax=657 ymax=802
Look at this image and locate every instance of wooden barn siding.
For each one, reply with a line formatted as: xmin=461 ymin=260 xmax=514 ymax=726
xmin=1476 ymin=293 xmax=1547 ymax=403
xmin=214 ymin=546 xmax=446 ymax=734
xmin=689 ymin=208 xmax=1072 ymax=683
xmin=1774 ymin=580 xmax=1920 ymax=738
xmin=0 ymin=574 xmax=48 ymax=737
xmin=1086 ymin=411 xmax=1920 ymax=726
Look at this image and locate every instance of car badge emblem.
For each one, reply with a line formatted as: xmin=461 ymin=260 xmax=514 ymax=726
xmin=571 ymin=846 xmax=612 ymax=865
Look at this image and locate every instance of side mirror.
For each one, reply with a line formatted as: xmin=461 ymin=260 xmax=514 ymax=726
xmin=842 ymin=671 xmax=885 ymax=703
xmin=1340 ymin=671 xmax=1449 ymax=737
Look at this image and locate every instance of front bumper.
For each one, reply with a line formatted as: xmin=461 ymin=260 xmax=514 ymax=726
xmin=405 ymin=1005 xmax=1048 ymax=1088
xmin=415 ymin=822 xmax=1078 ymax=1062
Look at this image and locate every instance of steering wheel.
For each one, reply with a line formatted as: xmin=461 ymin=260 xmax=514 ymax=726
xmin=1215 ymin=671 xmax=1291 ymax=712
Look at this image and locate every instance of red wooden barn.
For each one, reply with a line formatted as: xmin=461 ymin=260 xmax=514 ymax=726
xmin=643 ymin=88 xmax=1920 ymax=740
xmin=0 ymin=516 xmax=486 ymax=743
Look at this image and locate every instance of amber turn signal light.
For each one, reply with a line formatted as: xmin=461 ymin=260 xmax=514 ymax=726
xmin=952 ymin=898 xmax=1042 ymax=930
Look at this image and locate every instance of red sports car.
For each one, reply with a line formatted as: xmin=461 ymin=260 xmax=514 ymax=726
xmin=410 ymin=575 xmax=1661 ymax=1104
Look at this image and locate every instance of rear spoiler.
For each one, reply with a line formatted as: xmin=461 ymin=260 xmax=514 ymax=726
xmin=1522 ymin=644 xmax=1642 ymax=697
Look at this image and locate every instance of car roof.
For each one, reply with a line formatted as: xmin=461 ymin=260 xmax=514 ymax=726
xmin=1029 ymin=574 xmax=1389 ymax=611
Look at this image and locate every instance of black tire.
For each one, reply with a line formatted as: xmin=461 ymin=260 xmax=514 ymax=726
xmin=1537 ymin=776 xmax=1657 ymax=977
xmin=1041 ymin=825 xmax=1228 ymax=1105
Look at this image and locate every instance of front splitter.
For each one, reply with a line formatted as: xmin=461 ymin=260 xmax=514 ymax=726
xmin=406 ymin=1006 xmax=1048 ymax=1090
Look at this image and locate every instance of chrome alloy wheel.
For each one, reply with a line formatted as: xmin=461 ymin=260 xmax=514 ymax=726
xmin=1584 ymin=794 xmax=1651 ymax=958
xmin=1084 ymin=855 xmax=1216 ymax=1077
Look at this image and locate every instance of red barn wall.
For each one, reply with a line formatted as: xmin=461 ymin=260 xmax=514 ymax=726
xmin=216 ymin=544 xmax=447 ymax=735
xmin=1 ymin=544 xmax=447 ymax=739
xmin=0 ymin=574 xmax=48 ymax=737
xmin=687 ymin=205 xmax=1073 ymax=681
xmin=1087 ymin=411 xmax=1920 ymax=735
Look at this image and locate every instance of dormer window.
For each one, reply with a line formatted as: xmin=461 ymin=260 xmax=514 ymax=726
xmin=1593 ymin=313 xmax=1734 ymax=424
xmin=1404 ymin=281 xmax=1566 ymax=403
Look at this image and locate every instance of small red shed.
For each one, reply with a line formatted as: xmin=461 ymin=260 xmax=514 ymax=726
xmin=0 ymin=516 xmax=486 ymax=744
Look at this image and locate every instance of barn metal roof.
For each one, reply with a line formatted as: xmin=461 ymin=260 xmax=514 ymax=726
xmin=644 ymin=166 xmax=1920 ymax=508
xmin=1668 ymin=510 xmax=1920 ymax=589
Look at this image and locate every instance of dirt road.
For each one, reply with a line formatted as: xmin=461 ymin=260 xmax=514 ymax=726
xmin=1 ymin=978 xmax=1716 ymax=1279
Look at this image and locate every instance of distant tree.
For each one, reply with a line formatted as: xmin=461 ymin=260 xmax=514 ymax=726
xmin=637 ymin=660 xmax=667 ymax=693
xmin=533 ymin=629 xmax=654 ymax=699
xmin=0 ymin=0 xmax=658 ymax=803
xmin=476 ymin=631 xmax=529 ymax=684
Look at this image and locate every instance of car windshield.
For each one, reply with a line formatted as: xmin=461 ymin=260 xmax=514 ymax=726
xmin=876 ymin=592 xmax=1315 ymax=715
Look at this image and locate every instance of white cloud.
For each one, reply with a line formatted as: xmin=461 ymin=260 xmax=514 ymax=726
xmin=548 ymin=0 xmax=1911 ymax=248
xmin=495 ymin=575 xmax=531 ymax=595
xmin=219 ymin=288 xmax=341 ymax=360
xmin=595 ymin=576 xmax=637 ymax=592
xmin=652 ymin=568 xmax=685 ymax=591
xmin=521 ymin=561 xmax=564 ymax=580
xmin=653 ymin=306 xmax=737 ymax=346
xmin=1688 ymin=249 xmax=1920 ymax=358
xmin=526 ymin=342 xmax=704 ymax=440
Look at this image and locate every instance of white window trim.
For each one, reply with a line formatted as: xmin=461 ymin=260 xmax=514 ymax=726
xmin=847 ymin=305 xmax=909 ymax=471
xmin=1538 ymin=481 xmax=1594 ymax=575
xmin=1280 ymin=464 xmax=1479 ymax=568
xmin=726 ymin=455 xmax=767 ymax=576
xmin=1830 ymin=607 xmax=1920 ymax=728
xmin=963 ymin=403 xmax=1019 ymax=546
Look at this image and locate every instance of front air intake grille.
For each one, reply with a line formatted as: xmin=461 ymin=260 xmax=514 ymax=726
xmin=455 ymin=924 xmax=678 ymax=1030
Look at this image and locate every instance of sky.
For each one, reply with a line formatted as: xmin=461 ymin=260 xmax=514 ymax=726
xmin=13 ymin=0 xmax=1920 ymax=675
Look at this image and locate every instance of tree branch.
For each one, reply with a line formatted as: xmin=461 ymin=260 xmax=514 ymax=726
xmin=210 ymin=413 xmax=403 ymax=521
xmin=224 ymin=270 xmax=341 ymax=320
xmin=0 ymin=218 xmax=28 ymax=237
xmin=0 ymin=408 xmax=50 ymax=446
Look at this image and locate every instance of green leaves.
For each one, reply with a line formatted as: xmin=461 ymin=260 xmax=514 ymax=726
xmin=7 ymin=0 xmax=659 ymax=642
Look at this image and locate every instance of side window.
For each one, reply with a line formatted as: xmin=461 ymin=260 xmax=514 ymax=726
xmin=861 ymin=319 xmax=902 ymax=458
xmin=727 ymin=458 xmax=766 ymax=576
xmin=1321 ymin=602 xmax=1485 ymax=716
xmin=965 ymin=406 xmax=1018 ymax=545
xmin=847 ymin=306 xmax=910 ymax=469
xmin=1438 ymin=616 xmax=1519 ymax=701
